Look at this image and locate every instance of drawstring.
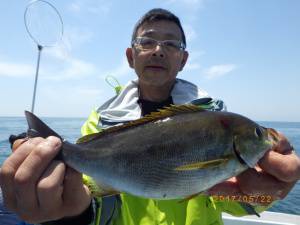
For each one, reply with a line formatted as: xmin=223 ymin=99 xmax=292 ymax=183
xmin=105 ymin=75 xmax=122 ymax=95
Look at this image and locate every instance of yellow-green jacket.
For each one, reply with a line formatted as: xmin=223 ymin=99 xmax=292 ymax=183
xmin=80 ymin=79 xmax=270 ymax=225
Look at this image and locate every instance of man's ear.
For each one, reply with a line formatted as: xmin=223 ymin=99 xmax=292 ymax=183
xmin=126 ymin=48 xmax=134 ymax=68
xmin=179 ymin=51 xmax=189 ymax=71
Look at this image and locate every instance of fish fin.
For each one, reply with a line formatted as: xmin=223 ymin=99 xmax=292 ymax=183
xmin=24 ymin=111 xmax=61 ymax=139
xmin=260 ymin=126 xmax=279 ymax=145
xmin=239 ymin=202 xmax=260 ymax=217
xmin=175 ymin=158 xmax=229 ymax=171
xmin=178 ymin=192 xmax=202 ymax=203
xmin=267 ymin=127 xmax=280 ymax=144
xmin=93 ymin=189 xmax=120 ymax=198
xmin=77 ymin=104 xmax=205 ymax=144
xmin=77 ymin=132 xmax=103 ymax=144
xmin=233 ymin=136 xmax=254 ymax=168
xmin=83 ymin=175 xmax=120 ymax=197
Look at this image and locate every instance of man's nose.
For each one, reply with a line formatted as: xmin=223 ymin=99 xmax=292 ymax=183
xmin=151 ymin=44 xmax=165 ymax=58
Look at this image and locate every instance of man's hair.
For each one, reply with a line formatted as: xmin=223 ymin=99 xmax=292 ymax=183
xmin=131 ymin=8 xmax=186 ymax=47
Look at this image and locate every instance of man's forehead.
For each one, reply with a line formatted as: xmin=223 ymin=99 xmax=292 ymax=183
xmin=140 ymin=29 xmax=178 ymax=38
xmin=137 ymin=21 xmax=182 ymax=39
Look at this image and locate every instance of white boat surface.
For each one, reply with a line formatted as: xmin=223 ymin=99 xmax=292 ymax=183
xmin=223 ymin=211 xmax=300 ymax=225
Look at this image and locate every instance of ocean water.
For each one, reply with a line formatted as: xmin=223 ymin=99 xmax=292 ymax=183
xmin=0 ymin=117 xmax=299 ymax=215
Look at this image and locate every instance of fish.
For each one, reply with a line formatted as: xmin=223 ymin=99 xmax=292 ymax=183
xmin=24 ymin=104 xmax=279 ymax=200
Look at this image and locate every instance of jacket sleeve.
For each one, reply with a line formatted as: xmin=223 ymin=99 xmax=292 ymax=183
xmin=40 ymin=201 xmax=96 ymax=225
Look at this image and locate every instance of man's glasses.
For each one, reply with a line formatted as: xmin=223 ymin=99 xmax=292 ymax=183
xmin=132 ymin=37 xmax=186 ymax=51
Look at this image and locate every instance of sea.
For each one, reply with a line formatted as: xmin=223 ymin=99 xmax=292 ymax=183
xmin=0 ymin=117 xmax=299 ymax=216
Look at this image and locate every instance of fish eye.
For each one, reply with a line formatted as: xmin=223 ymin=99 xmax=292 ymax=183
xmin=254 ymin=127 xmax=263 ymax=138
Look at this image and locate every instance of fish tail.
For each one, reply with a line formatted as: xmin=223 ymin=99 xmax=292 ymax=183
xmin=25 ymin=111 xmax=62 ymax=139
xmin=25 ymin=111 xmax=64 ymax=161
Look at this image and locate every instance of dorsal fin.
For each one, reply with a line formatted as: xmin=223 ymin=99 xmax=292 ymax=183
xmin=77 ymin=104 xmax=205 ymax=144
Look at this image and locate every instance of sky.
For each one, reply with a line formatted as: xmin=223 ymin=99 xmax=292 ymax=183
xmin=0 ymin=0 xmax=299 ymax=121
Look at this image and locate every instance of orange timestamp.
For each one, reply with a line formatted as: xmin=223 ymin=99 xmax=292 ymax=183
xmin=212 ymin=195 xmax=273 ymax=204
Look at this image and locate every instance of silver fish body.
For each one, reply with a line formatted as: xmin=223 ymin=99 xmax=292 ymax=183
xmin=55 ymin=107 xmax=275 ymax=200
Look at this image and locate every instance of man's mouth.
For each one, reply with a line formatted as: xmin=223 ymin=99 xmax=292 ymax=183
xmin=145 ymin=65 xmax=166 ymax=71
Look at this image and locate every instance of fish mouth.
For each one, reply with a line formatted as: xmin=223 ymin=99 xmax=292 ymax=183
xmin=233 ymin=139 xmax=251 ymax=168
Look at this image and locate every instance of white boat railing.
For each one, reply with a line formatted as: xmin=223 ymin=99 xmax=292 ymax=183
xmin=222 ymin=211 xmax=300 ymax=225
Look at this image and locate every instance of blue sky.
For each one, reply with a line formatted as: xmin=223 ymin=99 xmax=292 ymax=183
xmin=0 ymin=0 xmax=299 ymax=121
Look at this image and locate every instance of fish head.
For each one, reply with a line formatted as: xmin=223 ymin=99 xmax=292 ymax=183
xmin=232 ymin=119 xmax=274 ymax=168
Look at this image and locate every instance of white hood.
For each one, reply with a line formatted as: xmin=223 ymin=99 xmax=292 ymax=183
xmin=97 ymin=78 xmax=210 ymax=126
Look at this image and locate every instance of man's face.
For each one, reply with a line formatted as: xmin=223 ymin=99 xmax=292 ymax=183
xmin=126 ymin=20 xmax=188 ymax=87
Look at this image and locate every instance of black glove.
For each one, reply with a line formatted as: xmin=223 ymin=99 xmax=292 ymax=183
xmin=8 ymin=132 xmax=27 ymax=149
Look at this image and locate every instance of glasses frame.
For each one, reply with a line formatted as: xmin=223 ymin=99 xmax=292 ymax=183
xmin=132 ymin=36 xmax=186 ymax=51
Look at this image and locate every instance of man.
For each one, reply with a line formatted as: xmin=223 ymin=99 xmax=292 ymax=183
xmin=1 ymin=8 xmax=299 ymax=225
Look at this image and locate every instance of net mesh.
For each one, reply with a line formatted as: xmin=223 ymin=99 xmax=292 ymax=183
xmin=24 ymin=0 xmax=63 ymax=47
